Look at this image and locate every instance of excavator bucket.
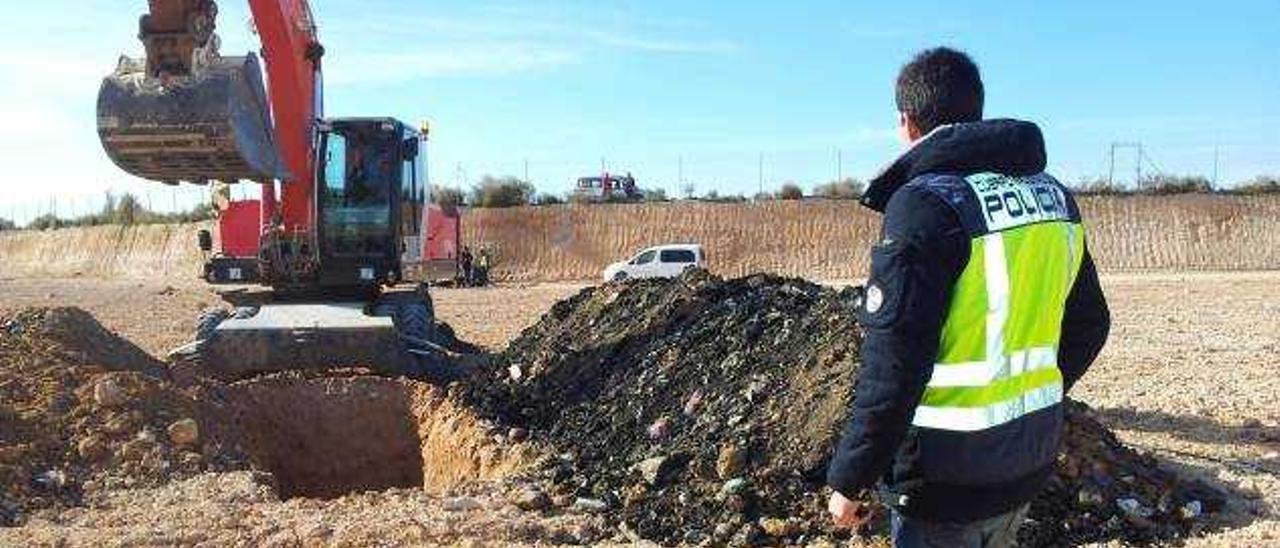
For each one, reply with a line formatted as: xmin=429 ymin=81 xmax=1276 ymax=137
xmin=96 ymin=54 xmax=283 ymax=184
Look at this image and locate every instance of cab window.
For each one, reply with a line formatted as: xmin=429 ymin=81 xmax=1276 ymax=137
xmin=633 ymin=250 xmax=657 ymax=264
xmin=400 ymin=131 xmax=420 ymax=236
xmin=660 ymin=249 xmax=696 ymax=263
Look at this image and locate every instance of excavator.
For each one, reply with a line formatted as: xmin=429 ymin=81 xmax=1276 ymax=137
xmin=96 ymin=0 xmax=450 ymax=380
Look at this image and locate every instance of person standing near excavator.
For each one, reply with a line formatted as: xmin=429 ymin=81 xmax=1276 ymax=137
xmin=825 ymin=47 xmax=1111 ymax=547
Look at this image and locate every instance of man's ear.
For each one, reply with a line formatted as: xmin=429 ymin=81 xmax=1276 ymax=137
xmin=898 ymin=112 xmax=924 ymax=144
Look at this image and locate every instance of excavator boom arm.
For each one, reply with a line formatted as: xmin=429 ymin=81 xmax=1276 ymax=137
xmin=246 ymin=0 xmax=322 ymax=233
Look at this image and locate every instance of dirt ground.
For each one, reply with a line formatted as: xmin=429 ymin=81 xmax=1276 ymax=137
xmin=0 ymin=271 xmax=1277 ymax=546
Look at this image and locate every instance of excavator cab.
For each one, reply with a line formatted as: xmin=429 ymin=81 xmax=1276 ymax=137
xmin=314 ymin=118 xmax=425 ymax=290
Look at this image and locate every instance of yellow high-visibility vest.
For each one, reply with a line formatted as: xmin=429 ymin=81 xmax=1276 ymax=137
xmin=912 ymin=172 xmax=1085 ymax=432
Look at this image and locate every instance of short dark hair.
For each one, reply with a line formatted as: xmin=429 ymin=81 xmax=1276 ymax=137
xmin=895 ymin=47 xmax=984 ymax=134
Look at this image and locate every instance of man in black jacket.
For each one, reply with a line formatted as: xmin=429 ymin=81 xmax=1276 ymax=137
xmin=825 ymin=47 xmax=1111 ymax=547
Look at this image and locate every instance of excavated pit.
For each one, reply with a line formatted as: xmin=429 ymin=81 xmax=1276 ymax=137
xmin=210 ymin=373 xmax=532 ymax=500
xmin=0 ymin=304 xmax=530 ymax=516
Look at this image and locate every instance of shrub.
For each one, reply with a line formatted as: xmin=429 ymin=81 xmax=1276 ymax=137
xmin=114 ymin=193 xmax=143 ymax=225
xmin=470 ymin=176 xmax=535 ymax=208
xmin=702 ymin=190 xmax=748 ymax=203
xmin=1071 ymin=178 xmax=1129 ymax=196
xmin=535 ymin=192 xmax=565 ymax=206
xmin=432 ymin=185 xmax=466 ymax=209
xmin=1234 ymin=175 xmax=1279 ymax=195
xmin=777 ymin=182 xmax=804 ymax=200
xmin=813 ymin=178 xmax=862 ymax=199
xmin=29 ymin=214 xmax=63 ymax=230
xmin=20 ymin=191 xmax=215 ymax=230
xmin=643 ymin=188 xmax=669 ymax=202
xmin=1143 ymin=174 xmax=1212 ymax=195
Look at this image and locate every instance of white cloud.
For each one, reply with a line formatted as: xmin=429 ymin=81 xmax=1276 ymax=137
xmin=324 ymin=45 xmax=579 ymax=84
xmin=309 ymin=8 xmax=738 ymax=86
xmin=578 ymin=31 xmax=738 ymax=55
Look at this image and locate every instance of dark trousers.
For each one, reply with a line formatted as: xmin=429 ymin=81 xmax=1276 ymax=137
xmin=891 ymin=503 xmax=1029 ymax=548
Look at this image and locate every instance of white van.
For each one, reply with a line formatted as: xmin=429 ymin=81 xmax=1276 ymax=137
xmin=603 ymin=244 xmax=705 ymax=282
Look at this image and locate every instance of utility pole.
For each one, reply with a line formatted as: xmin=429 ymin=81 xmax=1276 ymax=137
xmin=523 ymin=158 xmax=529 ymax=183
xmin=757 ymin=152 xmax=764 ymax=196
xmin=600 ymin=157 xmax=607 ymax=173
xmin=1212 ymin=146 xmax=1220 ymax=189
xmin=1137 ymin=144 xmax=1143 ymax=190
xmin=677 ymin=155 xmax=684 ymax=197
xmin=1108 ymin=144 xmax=1116 ymax=186
xmin=837 ymin=148 xmax=843 ymax=183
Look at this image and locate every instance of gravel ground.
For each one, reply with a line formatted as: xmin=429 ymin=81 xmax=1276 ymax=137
xmin=1075 ymin=272 xmax=1280 ymax=547
xmin=0 ymin=272 xmax=1276 ymax=546
xmin=8 ymin=472 xmax=613 ymax=547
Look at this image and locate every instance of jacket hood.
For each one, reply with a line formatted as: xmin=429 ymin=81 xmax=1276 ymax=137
xmin=861 ymin=119 xmax=1047 ymax=212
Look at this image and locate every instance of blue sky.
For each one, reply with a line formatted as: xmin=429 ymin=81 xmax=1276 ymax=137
xmin=1 ymin=1 xmax=1277 ymax=222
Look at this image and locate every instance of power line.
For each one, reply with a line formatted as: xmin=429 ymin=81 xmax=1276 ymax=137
xmin=1108 ymin=142 xmax=1143 ymax=189
xmin=1140 ymin=148 xmax=1164 ymax=179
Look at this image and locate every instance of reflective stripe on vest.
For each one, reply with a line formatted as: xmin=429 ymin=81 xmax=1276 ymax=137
xmin=912 ymin=173 xmax=1084 ymax=432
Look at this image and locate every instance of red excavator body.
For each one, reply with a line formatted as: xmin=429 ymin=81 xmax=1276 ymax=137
xmin=96 ymin=0 xmax=451 ymax=379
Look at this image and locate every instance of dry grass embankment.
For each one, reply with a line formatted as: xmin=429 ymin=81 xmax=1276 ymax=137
xmin=1 ymin=195 xmax=1276 ymax=281
xmin=465 ymin=194 xmax=1280 ymax=281
xmin=0 ymin=222 xmax=209 ymax=280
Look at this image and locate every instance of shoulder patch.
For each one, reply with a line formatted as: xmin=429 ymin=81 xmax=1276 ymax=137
xmin=864 ymin=283 xmax=884 ymax=313
xmin=856 ymin=240 xmax=909 ymax=328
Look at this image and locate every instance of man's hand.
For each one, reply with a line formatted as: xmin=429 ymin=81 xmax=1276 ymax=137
xmin=828 ymin=490 xmax=872 ymax=530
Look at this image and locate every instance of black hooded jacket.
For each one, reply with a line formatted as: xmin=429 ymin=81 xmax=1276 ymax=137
xmin=826 ymin=119 xmax=1111 ymax=522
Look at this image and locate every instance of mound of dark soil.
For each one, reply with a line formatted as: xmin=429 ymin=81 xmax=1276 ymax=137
xmin=464 ymin=271 xmax=1226 ymax=546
